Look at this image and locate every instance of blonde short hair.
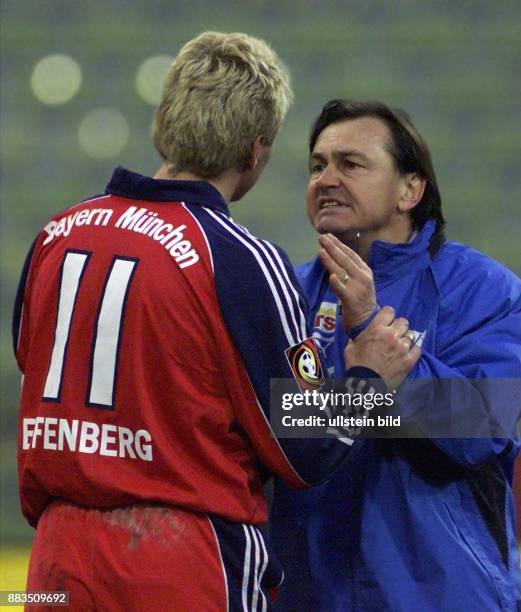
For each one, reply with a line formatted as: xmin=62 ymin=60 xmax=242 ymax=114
xmin=152 ymin=31 xmax=293 ymax=178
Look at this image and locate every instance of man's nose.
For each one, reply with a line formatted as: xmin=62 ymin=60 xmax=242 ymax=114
xmin=315 ymin=164 xmax=341 ymax=188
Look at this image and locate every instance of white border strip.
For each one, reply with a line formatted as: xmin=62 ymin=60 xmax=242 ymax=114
xmin=67 ymin=194 xmax=112 ymax=211
xmin=249 ymin=526 xmax=261 ymax=611
xmin=242 ymin=525 xmax=252 ymax=611
xmin=254 ymin=527 xmax=269 ymax=612
xmin=182 ymin=202 xmax=215 ymax=273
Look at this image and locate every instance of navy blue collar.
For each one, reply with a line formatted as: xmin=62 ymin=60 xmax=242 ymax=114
xmin=105 ymin=167 xmax=230 ymax=216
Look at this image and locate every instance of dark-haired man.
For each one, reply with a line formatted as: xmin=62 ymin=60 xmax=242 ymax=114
xmin=271 ymin=100 xmax=521 ymax=611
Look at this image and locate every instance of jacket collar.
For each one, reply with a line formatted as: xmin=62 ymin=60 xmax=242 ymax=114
xmin=369 ymin=220 xmax=439 ymax=284
xmin=299 ymin=220 xmax=443 ymax=310
xmin=105 ymin=166 xmax=230 ymax=216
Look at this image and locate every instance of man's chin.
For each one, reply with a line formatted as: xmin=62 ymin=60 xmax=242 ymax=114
xmin=314 ymin=221 xmax=356 ymax=240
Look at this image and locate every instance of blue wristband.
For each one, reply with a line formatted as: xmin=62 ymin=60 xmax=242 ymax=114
xmin=346 ymin=304 xmax=381 ymax=339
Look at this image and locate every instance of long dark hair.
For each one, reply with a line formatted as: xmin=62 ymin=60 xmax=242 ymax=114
xmin=309 ymin=99 xmax=445 ymax=231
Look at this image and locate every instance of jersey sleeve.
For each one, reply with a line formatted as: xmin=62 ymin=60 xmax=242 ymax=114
xmin=12 ymin=236 xmax=39 ymax=370
xmin=189 ymin=206 xmax=380 ymax=487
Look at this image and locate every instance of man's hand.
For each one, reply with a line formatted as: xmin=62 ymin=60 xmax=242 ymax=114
xmin=319 ymin=233 xmax=376 ymax=330
xmin=344 ymin=306 xmax=421 ymax=390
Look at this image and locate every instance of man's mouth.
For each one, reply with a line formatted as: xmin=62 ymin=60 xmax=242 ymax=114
xmin=319 ymin=200 xmax=345 ymax=210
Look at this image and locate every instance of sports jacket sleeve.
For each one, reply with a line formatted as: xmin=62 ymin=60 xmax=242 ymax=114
xmin=398 ymin=253 xmax=521 ymax=469
xmin=188 ymin=205 xmax=383 ymax=486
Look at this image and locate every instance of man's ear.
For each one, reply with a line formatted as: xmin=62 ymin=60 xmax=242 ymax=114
xmin=398 ymin=173 xmax=426 ymax=213
xmin=245 ymin=135 xmax=266 ymax=170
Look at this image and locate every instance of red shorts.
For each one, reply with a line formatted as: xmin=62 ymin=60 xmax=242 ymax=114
xmin=26 ymin=500 xmax=282 ymax=611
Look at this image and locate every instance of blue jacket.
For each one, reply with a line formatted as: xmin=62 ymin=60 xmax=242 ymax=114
xmin=271 ymin=221 xmax=521 ymax=611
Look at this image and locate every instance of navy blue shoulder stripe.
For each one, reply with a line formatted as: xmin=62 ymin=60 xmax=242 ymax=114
xmin=184 ymin=203 xmax=305 ymax=413
xmin=228 ymin=217 xmax=308 ymax=339
xmin=12 ymin=237 xmax=38 ymax=357
xmin=203 ymin=208 xmax=307 ymax=346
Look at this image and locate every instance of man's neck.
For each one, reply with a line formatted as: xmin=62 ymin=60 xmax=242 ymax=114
xmin=153 ymin=163 xmax=239 ymax=203
xmin=341 ymin=219 xmax=414 ymax=262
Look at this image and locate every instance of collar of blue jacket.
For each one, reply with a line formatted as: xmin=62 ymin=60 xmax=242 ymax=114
xmin=299 ymin=219 xmax=444 ymax=311
xmin=368 ymin=219 xmax=438 ymax=281
xmin=105 ymin=166 xmax=231 ymax=217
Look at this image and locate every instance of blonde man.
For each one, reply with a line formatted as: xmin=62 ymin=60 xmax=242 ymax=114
xmin=14 ymin=34 xmax=417 ymax=610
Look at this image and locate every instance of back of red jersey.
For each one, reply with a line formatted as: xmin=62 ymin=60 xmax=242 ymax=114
xmin=16 ymin=190 xmax=271 ymax=525
xmin=15 ymin=168 xmax=362 ymax=527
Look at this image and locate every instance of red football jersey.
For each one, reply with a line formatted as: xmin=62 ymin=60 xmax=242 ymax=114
xmin=14 ymin=169 xmax=319 ymax=527
xmin=15 ymin=168 xmax=364 ymax=532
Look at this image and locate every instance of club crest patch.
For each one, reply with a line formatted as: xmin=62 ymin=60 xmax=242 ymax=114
xmin=285 ymin=338 xmax=325 ymax=391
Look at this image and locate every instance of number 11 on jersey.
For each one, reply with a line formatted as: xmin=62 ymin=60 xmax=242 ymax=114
xmin=43 ymin=250 xmax=138 ymax=409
